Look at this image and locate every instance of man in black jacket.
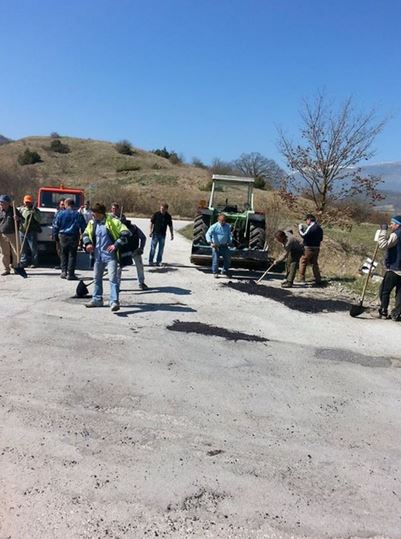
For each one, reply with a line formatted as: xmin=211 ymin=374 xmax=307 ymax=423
xmin=377 ymin=216 xmax=401 ymax=320
xmin=149 ymin=203 xmax=174 ymax=266
xmin=298 ymin=214 xmax=323 ymax=285
xmin=0 ymin=194 xmax=22 ymax=276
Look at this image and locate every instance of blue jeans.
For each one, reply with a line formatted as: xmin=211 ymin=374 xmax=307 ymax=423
xmin=93 ymin=258 xmax=119 ymax=304
xmin=149 ymin=234 xmax=166 ymax=264
xmin=212 ymin=245 xmax=231 ymax=274
xmin=20 ymin=231 xmax=38 ymax=266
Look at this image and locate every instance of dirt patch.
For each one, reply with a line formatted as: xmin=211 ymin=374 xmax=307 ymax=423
xmin=224 ymin=281 xmax=349 ymax=314
xmin=316 ymin=348 xmax=394 ymax=368
xmin=167 ymin=320 xmax=268 ymax=342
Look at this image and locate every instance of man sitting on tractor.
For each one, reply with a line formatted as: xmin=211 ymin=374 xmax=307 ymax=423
xmin=206 ymin=213 xmax=232 ymax=278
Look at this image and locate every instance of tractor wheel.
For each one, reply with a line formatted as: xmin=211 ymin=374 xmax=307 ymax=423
xmin=193 ymin=214 xmax=209 ymax=245
xmin=249 ymin=223 xmax=266 ymax=250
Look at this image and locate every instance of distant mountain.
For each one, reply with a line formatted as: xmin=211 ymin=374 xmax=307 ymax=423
xmin=360 ymin=162 xmax=401 ymax=193
xmin=0 ymin=134 xmax=11 ymax=145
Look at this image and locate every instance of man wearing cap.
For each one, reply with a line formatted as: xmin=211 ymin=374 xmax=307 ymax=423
xmin=18 ymin=195 xmax=42 ymax=268
xmin=377 ymin=215 xmax=401 ymax=321
xmin=0 ymin=195 xmax=22 ymax=276
xmin=298 ymin=214 xmax=323 ymax=286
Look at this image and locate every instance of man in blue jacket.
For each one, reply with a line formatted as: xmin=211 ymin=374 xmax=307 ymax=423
xmin=206 ymin=213 xmax=232 ymax=278
xmin=53 ymin=198 xmax=86 ymax=280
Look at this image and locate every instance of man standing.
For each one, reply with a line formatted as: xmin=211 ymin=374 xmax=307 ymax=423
xmin=0 ymin=195 xmax=22 ymax=276
xmin=18 ymin=195 xmax=42 ymax=268
xmin=110 ymin=202 xmax=126 ymax=222
xmin=79 ymin=200 xmax=93 ymax=224
xmin=83 ymin=203 xmax=130 ymax=312
xmin=53 ymin=198 xmax=86 ymax=280
xmin=206 ymin=213 xmax=232 ymax=278
xmin=149 ymin=203 xmax=174 ymax=266
xmin=298 ymin=214 xmax=323 ymax=285
xmin=377 ymin=216 xmax=401 ymax=321
xmin=117 ymin=218 xmax=149 ymax=291
xmin=274 ymin=230 xmax=304 ymax=288
xmin=53 ymin=198 xmax=65 ymax=270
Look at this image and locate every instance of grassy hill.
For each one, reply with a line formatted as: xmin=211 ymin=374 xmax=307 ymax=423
xmin=0 ymin=136 xmax=212 ymax=216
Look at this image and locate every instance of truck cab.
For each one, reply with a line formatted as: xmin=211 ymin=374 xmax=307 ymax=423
xmin=37 ymin=185 xmax=85 ymax=256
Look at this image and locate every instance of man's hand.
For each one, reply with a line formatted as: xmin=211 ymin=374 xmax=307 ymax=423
xmin=85 ymin=244 xmax=94 ymax=254
xmin=107 ymin=244 xmax=116 ymax=253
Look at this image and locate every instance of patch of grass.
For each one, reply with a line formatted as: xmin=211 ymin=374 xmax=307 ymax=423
xmin=116 ymin=162 xmax=141 ymax=173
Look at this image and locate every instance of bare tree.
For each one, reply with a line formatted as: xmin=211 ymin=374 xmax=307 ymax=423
xmin=278 ymin=94 xmax=387 ymax=215
xmin=234 ymin=152 xmax=285 ymax=188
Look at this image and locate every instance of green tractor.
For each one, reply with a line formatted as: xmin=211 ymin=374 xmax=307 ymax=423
xmin=190 ymin=175 xmax=269 ymax=269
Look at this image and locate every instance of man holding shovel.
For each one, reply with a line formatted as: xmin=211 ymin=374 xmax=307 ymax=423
xmin=274 ymin=230 xmax=304 ymax=288
xmin=18 ymin=195 xmax=42 ymax=268
xmin=0 ymin=195 xmax=22 ymax=276
xmin=377 ymin=216 xmax=401 ymax=321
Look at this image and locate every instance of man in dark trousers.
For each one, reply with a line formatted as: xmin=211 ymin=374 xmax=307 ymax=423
xmin=52 ymin=198 xmax=65 ymax=270
xmin=377 ymin=215 xmax=401 ymax=321
xmin=53 ymin=198 xmax=86 ymax=280
xmin=298 ymin=214 xmax=323 ymax=285
xmin=149 ymin=203 xmax=174 ymax=266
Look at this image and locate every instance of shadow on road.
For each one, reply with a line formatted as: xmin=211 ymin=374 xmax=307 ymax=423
xmin=116 ymin=302 xmax=196 ymax=317
xmin=121 ymin=286 xmax=192 ymax=296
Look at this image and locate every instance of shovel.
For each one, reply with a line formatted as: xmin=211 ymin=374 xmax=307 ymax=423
xmin=19 ymin=212 xmax=33 ymax=255
xmin=256 ymin=261 xmax=277 ymax=284
xmin=349 ymin=242 xmax=380 ymax=317
xmin=12 ymin=201 xmax=28 ymax=278
xmin=75 ymin=270 xmax=108 ymax=298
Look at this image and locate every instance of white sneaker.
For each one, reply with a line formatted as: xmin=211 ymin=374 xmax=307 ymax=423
xmin=110 ymin=302 xmax=120 ymax=312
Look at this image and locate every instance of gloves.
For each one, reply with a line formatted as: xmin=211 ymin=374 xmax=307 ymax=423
xmin=134 ymin=248 xmax=143 ymax=256
xmin=298 ymin=223 xmax=304 ymax=232
xmin=380 ymin=224 xmax=388 ymax=230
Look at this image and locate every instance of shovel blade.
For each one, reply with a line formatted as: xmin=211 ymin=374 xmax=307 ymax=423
xmin=76 ymin=280 xmax=89 ymax=298
xmin=349 ymin=303 xmax=365 ymax=317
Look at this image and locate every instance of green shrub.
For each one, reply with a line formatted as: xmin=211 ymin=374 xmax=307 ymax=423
xmin=254 ymin=176 xmax=266 ymax=190
xmin=192 ymin=157 xmax=208 ymax=169
xmin=50 ymin=131 xmax=60 ymax=138
xmin=153 ymin=147 xmax=171 ymax=159
xmin=49 ymin=139 xmax=70 ymax=154
xmin=115 ymin=140 xmax=133 ymax=155
xmin=18 ymin=149 xmax=42 ymax=165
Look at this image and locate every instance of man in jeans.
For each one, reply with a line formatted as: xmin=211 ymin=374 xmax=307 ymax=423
xmin=53 ymin=198 xmax=86 ymax=280
xmin=0 ymin=194 xmax=21 ymax=276
xmin=120 ymin=219 xmax=148 ymax=290
xmin=18 ymin=194 xmax=42 ymax=268
xmin=298 ymin=214 xmax=323 ymax=285
xmin=377 ymin=215 xmax=401 ymax=321
xmin=206 ymin=213 xmax=232 ymax=278
xmin=83 ymin=203 xmax=129 ymax=312
xmin=149 ymin=203 xmax=174 ymax=266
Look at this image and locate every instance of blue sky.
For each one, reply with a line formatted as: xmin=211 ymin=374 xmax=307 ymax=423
xmin=0 ymin=0 xmax=400 ymax=167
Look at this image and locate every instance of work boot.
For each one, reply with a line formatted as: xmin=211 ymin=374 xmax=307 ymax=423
xmin=110 ymin=302 xmax=120 ymax=312
xmin=377 ymin=308 xmax=389 ymax=319
xmin=85 ymin=300 xmax=103 ymax=308
xmin=1 ymin=270 xmax=10 ymax=276
xmin=281 ymin=281 xmax=293 ymax=288
xmin=67 ymin=274 xmax=79 ymax=281
xmin=54 ymin=265 xmax=61 ymax=270
xmin=149 ymin=262 xmax=154 ymax=266
xmin=391 ymin=309 xmax=401 ymax=322
xmin=139 ymin=283 xmax=149 ymax=290
xmin=29 ymin=264 xmax=38 ymax=268
xmin=213 ymin=273 xmax=219 ymax=279
xmin=60 ymin=272 xmax=67 ymax=279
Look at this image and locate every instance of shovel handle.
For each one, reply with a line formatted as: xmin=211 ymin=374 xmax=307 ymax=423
xmin=256 ymin=261 xmax=276 ymax=284
xmin=359 ymin=242 xmax=380 ymax=305
xmin=12 ymin=201 xmax=22 ymax=265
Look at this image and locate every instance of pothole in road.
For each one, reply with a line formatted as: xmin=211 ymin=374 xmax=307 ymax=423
xmin=224 ymin=281 xmax=349 ymax=313
xmin=167 ymin=320 xmax=268 ymax=342
xmin=148 ymin=267 xmax=178 ymax=273
xmin=316 ymin=347 xmax=398 ymax=368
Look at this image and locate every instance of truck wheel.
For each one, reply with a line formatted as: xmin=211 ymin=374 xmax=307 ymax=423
xmin=193 ymin=214 xmax=208 ymax=245
xmin=249 ymin=223 xmax=265 ymax=250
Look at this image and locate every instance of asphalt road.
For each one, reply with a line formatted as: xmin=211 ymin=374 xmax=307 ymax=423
xmin=1 ymin=218 xmax=400 ymax=539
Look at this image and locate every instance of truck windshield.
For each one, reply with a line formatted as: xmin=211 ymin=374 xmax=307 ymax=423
xmin=40 ymin=191 xmax=81 ymax=208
